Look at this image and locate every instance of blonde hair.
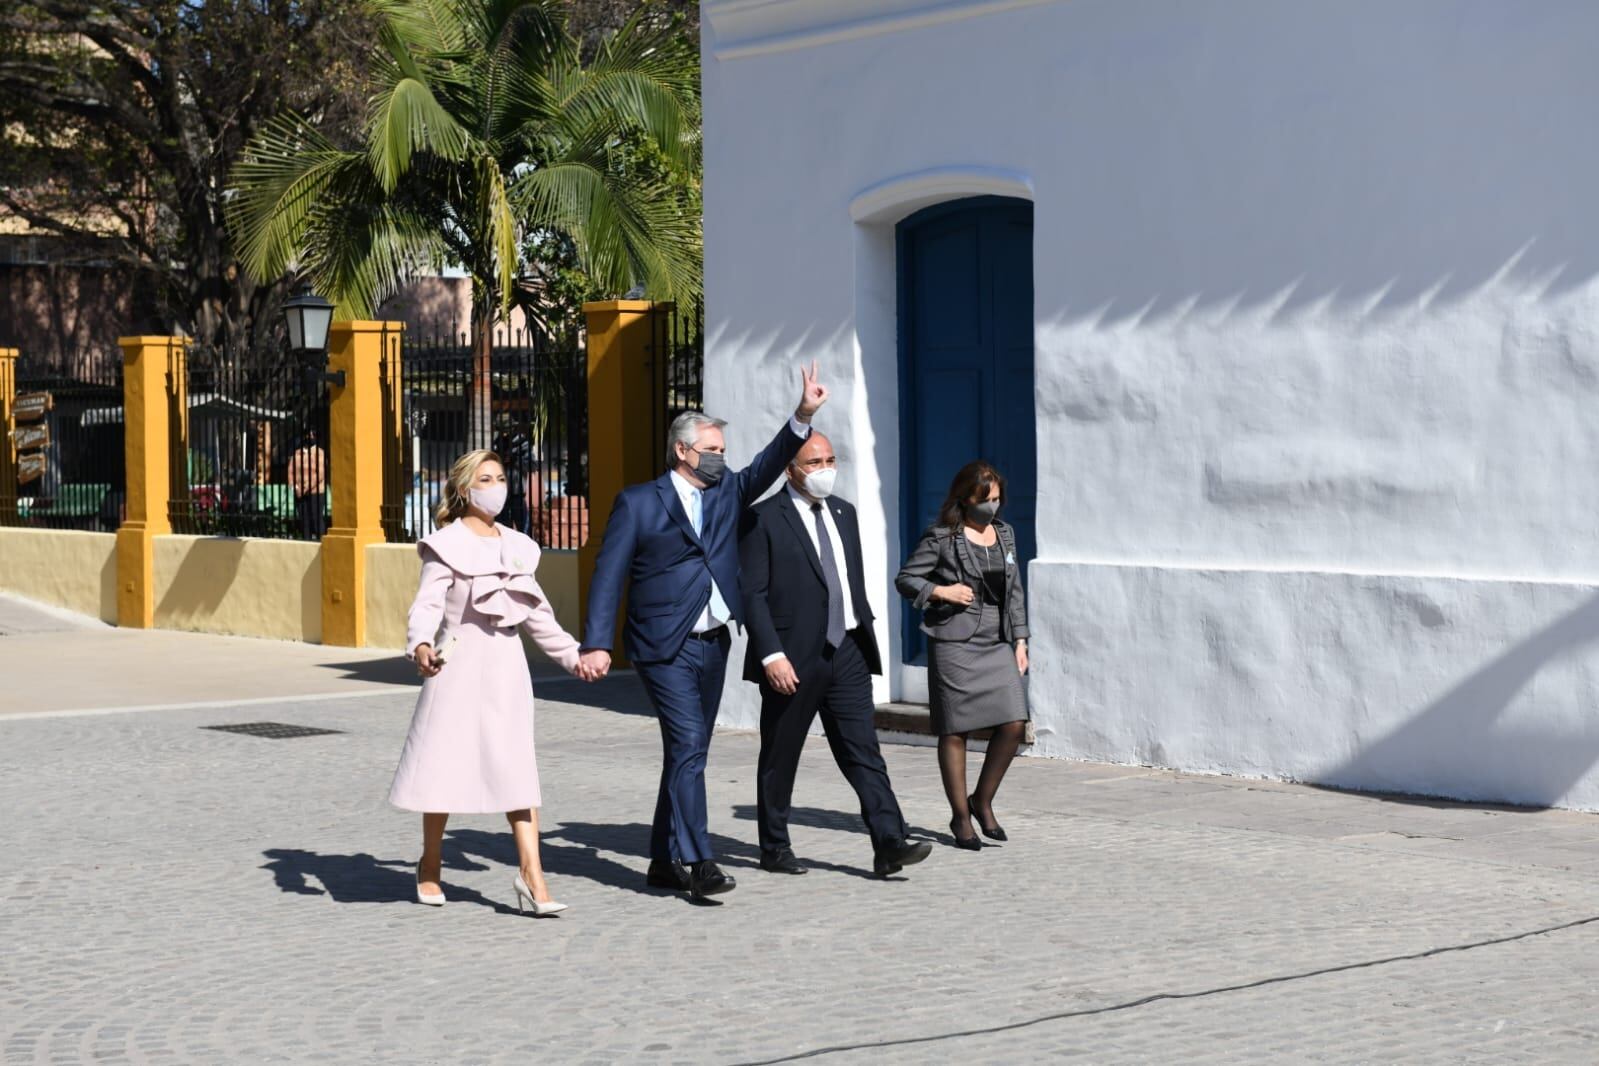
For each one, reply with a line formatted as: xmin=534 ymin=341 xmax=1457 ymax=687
xmin=434 ymin=449 xmax=502 ymax=527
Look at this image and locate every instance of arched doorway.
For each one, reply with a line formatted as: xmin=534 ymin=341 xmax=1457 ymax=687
xmin=897 ymin=196 xmax=1036 ymax=663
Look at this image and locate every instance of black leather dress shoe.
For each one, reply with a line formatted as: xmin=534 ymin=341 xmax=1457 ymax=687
xmin=873 ymin=838 xmax=933 ymax=878
xmin=759 ymin=848 xmax=807 ymax=875
xmin=646 ymin=859 xmax=691 ymax=890
xmin=689 ymin=860 xmax=736 ymax=899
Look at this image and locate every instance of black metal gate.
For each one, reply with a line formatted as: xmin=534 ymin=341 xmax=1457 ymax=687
xmin=649 ymin=300 xmax=705 ymax=473
xmin=3 ymin=350 xmax=125 ymax=531
xmin=383 ymin=325 xmax=588 ymax=547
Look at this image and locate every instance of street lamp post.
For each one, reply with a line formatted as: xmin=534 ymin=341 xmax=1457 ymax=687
xmin=283 ymin=289 xmax=342 ymax=387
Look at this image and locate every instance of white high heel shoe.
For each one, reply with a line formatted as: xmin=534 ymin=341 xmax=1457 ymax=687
xmin=513 ymin=873 xmax=567 ymax=917
xmin=415 ymin=861 xmax=446 ymax=907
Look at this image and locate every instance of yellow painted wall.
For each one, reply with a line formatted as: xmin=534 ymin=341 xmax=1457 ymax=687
xmin=364 ymin=542 xmax=421 ymax=651
xmin=153 ymin=535 xmax=321 ymax=642
xmin=0 ymin=528 xmax=117 ymax=622
xmin=363 ymin=542 xmax=581 ymax=651
xmin=0 ymin=527 xmax=579 ymax=649
xmin=539 ymin=550 xmax=581 ymax=640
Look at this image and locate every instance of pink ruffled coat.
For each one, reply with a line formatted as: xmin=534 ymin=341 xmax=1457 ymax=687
xmin=388 ymin=521 xmax=581 ymax=814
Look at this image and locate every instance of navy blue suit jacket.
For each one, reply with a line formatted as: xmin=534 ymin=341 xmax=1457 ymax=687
xmin=583 ymin=422 xmax=809 ymax=663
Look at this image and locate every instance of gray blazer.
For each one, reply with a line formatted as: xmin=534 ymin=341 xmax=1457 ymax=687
xmin=895 ymin=520 xmax=1029 ymax=644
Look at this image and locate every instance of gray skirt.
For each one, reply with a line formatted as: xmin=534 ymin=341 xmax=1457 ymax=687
xmin=927 ymin=601 xmax=1028 ymax=735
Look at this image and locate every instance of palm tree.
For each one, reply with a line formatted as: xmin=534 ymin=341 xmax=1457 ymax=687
xmin=226 ymin=0 xmax=700 ymax=446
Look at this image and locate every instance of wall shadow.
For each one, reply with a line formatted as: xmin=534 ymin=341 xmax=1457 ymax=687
xmin=154 ymin=537 xmax=245 ymax=625
xmin=299 ymin=551 xmax=320 ymax=641
xmin=314 ymin=655 xmax=575 ymax=688
xmin=1330 ymin=591 xmax=1599 ymax=808
xmin=318 ymin=657 xmax=422 ymax=687
xmin=534 ymin=673 xmax=655 ymax=717
xmin=97 ymin=547 xmax=117 ymax=622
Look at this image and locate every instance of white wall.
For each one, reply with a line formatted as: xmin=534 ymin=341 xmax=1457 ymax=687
xmin=702 ymin=0 xmax=1599 ymax=808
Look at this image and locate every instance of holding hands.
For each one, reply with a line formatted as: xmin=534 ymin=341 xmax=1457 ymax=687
xmin=575 ymin=648 xmax=611 ymax=683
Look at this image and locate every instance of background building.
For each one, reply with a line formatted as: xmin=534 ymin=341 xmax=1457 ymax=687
xmin=700 ymin=0 xmax=1599 ymax=809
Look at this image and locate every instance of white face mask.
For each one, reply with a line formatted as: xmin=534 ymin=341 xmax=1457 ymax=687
xmin=799 ymin=466 xmax=837 ymax=500
xmin=469 ymin=485 xmax=508 ymax=517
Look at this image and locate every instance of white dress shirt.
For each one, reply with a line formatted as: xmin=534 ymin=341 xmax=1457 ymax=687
xmin=762 ymin=482 xmax=860 ymax=665
xmin=673 ymin=416 xmax=811 ymax=634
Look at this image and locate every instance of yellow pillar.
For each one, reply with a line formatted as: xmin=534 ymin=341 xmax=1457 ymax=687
xmin=578 ymin=301 xmax=663 ymax=657
xmin=321 ymin=321 xmax=402 ymax=646
xmin=0 ymin=348 xmax=17 ymax=525
xmin=116 ymin=336 xmax=181 ymax=628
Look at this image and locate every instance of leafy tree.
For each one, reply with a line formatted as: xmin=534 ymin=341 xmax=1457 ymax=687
xmin=0 ymin=0 xmax=370 ymax=355
xmin=228 ymin=0 xmax=701 ymax=446
xmin=563 ymin=0 xmax=697 ymax=60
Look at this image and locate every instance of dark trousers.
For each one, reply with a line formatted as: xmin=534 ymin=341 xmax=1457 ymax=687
xmin=635 ymin=629 xmax=731 ymax=864
xmin=295 ymin=493 xmax=326 ymax=539
xmin=756 ymin=629 xmax=907 ymax=853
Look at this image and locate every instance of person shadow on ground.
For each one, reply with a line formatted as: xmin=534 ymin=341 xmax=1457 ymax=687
xmin=731 ymin=802 xmax=964 ymax=853
xmin=262 ymin=804 xmax=928 ymax=910
xmin=447 ymin=822 xmax=767 ymax=901
xmin=260 ymin=844 xmax=515 ymax=913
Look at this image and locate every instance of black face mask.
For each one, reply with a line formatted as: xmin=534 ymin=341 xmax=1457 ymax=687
xmin=967 ymin=499 xmax=1000 ymax=525
xmin=689 ymin=447 xmax=727 ymax=487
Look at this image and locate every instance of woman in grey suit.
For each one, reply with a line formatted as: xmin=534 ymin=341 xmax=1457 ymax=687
xmin=895 ymin=461 xmax=1029 ymax=850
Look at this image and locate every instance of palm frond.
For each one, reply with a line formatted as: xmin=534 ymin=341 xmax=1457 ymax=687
xmin=226 ymin=114 xmax=367 ymax=283
xmin=475 ymin=155 xmax=519 ymax=314
xmin=368 ymin=0 xmax=469 ymax=55
xmin=297 ymin=165 xmax=448 ymax=316
xmin=366 ymin=22 xmax=473 ymax=189
xmin=555 ymin=69 xmax=691 ymax=171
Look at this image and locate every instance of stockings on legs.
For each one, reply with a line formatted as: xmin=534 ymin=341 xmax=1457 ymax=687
xmin=938 ymin=733 xmax=972 ymax=835
xmin=971 ymin=720 xmax=1026 ymax=830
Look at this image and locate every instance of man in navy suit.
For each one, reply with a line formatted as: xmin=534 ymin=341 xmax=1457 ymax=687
xmin=579 ymin=364 xmax=829 ymax=899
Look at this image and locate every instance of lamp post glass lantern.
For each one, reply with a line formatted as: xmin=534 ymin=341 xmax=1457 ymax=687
xmin=283 ymin=290 xmax=334 ymax=354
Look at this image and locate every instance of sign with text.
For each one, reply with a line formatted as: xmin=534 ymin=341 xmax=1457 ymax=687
xmin=18 ymin=451 xmax=45 ymax=484
xmin=13 ymin=392 xmax=52 ymax=421
xmin=12 ymin=422 xmax=49 ymax=451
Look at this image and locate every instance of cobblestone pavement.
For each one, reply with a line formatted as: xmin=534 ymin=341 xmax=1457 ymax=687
xmin=7 ymin=674 xmax=1599 ymax=1064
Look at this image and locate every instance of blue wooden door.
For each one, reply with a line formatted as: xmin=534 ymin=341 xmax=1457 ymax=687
xmin=897 ymin=198 xmax=1035 ymax=664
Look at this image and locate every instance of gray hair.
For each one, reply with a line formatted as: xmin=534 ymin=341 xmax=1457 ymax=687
xmin=667 ymin=411 xmax=727 ymax=467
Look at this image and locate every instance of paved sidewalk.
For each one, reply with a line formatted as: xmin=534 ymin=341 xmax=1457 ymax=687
xmin=0 ymin=594 xmax=418 ymax=717
xmin=5 ymin=640 xmax=1599 ymax=1062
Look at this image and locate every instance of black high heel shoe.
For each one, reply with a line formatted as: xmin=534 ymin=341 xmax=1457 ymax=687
xmin=949 ymin=815 xmax=982 ymax=851
xmin=969 ymin=794 xmax=1008 ymax=842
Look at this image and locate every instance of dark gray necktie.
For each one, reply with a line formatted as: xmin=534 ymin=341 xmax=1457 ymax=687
xmin=812 ymin=503 xmax=846 ymax=648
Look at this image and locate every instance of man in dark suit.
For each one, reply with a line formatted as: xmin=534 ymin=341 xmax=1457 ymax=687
xmin=579 ymin=364 xmax=829 ymax=899
xmin=740 ymin=431 xmax=933 ymax=878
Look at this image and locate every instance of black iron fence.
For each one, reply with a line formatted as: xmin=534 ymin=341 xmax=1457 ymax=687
xmin=3 ymin=350 xmax=125 ymax=531
xmin=650 ymin=300 xmax=705 ymax=472
xmin=169 ymin=342 xmax=330 ymax=540
xmin=383 ymin=325 xmax=588 ymax=547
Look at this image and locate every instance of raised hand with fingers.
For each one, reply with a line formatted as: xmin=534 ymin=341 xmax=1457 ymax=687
xmin=796 ymin=359 xmax=829 ymax=421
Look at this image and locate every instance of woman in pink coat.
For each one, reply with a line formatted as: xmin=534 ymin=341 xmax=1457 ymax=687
xmin=389 ymin=449 xmax=592 ymax=916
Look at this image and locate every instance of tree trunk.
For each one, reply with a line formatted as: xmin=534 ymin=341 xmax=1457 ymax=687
xmin=470 ymin=297 xmax=495 ymax=451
